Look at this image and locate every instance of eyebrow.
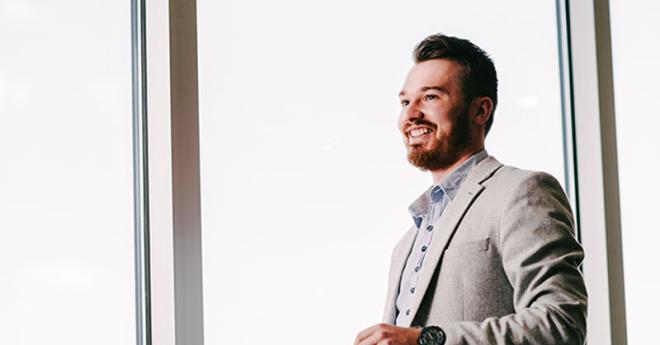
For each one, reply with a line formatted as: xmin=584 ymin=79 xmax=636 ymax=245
xmin=399 ymin=86 xmax=449 ymax=97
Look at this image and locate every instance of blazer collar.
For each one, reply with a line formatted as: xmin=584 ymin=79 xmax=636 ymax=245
xmin=408 ymin=150 xmax=490 ymax=222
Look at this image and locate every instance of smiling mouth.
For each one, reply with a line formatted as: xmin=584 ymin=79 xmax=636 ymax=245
xmin=408 ymin=127 xmax=433 ymax=139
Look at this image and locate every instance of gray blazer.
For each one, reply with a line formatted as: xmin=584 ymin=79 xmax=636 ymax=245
xmin=382 ymin=156 xmax=587 ymax=345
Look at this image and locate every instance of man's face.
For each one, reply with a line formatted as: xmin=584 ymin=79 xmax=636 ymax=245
xmin=398 ymin=59 xmax=472 ymax=171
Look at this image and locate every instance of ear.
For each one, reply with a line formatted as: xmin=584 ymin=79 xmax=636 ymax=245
xmin=470 ymin=96 xmax=494 ymax=127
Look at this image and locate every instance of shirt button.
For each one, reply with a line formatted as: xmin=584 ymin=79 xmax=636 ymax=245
xmin=405 ymin=309 xmax=411 ymax=316
xmin=427 ymin=225 xmax=433 ymax=231
xmin=421 ymin=245 xmax=427 ymax=252
xmin=414 ymin=266 xmax=420 ymax=272
xmin=410 ymin=287 xmax=415 ymax=294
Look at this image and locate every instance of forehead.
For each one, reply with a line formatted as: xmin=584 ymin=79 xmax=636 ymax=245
xmin=401 ymin=59 xmax=463 ymax=94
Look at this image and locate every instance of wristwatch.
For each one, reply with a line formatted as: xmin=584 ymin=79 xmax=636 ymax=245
xmin=417 ymin=326 xmax=446 ymax=345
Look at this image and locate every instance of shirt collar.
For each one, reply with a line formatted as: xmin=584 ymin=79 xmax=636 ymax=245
xmin=408 ymin=149 xmax=489 ymax=222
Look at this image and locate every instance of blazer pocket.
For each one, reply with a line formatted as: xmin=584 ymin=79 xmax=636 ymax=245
xmin=443 ymin=238 xmax=490 ymax=260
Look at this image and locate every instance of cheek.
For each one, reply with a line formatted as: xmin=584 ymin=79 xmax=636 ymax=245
xmin=424 ymin=105 xmax=447 ymax=122
xmin=434 ymin=124 xmax=451 ymax=139
xmin=397 ymin=112 xmax=406 ymax=134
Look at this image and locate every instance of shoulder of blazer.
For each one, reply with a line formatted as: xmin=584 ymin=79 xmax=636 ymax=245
xmin=481 ymin=162 xmax=567 ymax=198
xmin=464 ymin=155 xmax=505 ymax=187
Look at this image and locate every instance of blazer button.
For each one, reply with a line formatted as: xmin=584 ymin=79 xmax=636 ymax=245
xmin=421 ymin=245 xmax=427 ymax=252
xmin=405 ymin=309 xmax=411 ymax=316
xmin=426 ymin=225 xmax=433 ymax=231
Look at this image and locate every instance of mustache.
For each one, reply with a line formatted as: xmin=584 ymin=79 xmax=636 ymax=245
xmin=405 ymin=119 xmax=437 ymax=131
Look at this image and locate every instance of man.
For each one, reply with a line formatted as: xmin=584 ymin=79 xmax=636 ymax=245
xmin=354 ymin=34 xmax=587 ymax=345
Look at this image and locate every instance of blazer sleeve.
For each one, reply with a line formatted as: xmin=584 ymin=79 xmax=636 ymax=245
xmin=437 ymin=172 xmax=588 ymax=345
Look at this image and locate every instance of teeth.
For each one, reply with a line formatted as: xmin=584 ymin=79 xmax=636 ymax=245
xmin=410 ymin=128 xmax=432 ymax=138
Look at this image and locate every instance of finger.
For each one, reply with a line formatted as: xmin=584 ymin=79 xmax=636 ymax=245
xmin=355 ymin=324 xmax=383 ymax=344
xmin=358 ymin=330 xmax=384 ymax=345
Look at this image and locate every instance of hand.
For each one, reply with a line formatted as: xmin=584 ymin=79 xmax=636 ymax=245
xmin=354 ymin=323 xmax=421 ymax=345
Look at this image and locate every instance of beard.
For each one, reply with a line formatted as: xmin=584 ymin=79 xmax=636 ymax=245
xmin=406 ymin=111 xmax=471 ymax=171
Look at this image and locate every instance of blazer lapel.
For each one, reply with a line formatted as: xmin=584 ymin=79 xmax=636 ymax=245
xmin=382 ymin=227 xmax=417 ymax=323
xmin=399 ymin=156 xmax=503 ymax=327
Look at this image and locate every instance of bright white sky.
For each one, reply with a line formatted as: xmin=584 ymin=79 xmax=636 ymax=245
xmin=0 ymin=0 xmax=656 ymax=344
xmin=0 ymin=1 xmax=134 ymax=344
xmin=196 ymin=1 xmax=564 ymax=344
xmin=610 ymin=1 xmax=660 ymax=343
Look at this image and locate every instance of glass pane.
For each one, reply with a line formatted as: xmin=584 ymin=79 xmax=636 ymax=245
xmin=0 ymin=1 xmax=135 ymax=344
xmin=610 ymin=1 xmax=660 ymax=343
xmin=198 ymin=1 xmax=565 ymax=344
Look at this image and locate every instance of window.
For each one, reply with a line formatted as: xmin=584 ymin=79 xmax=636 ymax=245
xmin=610 ymin=1 xmax=660 ymax=343
xmin=0 ymin=1 xmax=135 ymax=344
xmin=197 ymin=1 xmax=566 ymax=343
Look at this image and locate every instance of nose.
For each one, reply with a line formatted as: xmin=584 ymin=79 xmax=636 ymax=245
xmin=403 ymin=100 xmax=424 ymax=124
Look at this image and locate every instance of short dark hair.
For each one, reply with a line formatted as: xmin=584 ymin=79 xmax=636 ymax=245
xmin=414 ymin=34 xmax=498 ymax=135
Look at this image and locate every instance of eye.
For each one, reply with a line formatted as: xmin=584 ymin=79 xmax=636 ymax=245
xmin=423 ymin=94 xmax=438 ymax=101
xmin=400 ymin=99 xmax=410 ymax=107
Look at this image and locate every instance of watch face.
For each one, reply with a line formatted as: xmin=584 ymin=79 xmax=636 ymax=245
xmin=434 ymin=327 xmax=446 ymax=344
xmin=419 ymin=326 xmax=445 ymax=345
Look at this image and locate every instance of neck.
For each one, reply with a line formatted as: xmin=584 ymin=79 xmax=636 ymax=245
xmin=430 ymin=146 xmax=484 ymax=184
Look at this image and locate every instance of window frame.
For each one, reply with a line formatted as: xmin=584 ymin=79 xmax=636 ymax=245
xmin=133 ymin=1 xmax=629 ymax=344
